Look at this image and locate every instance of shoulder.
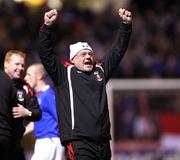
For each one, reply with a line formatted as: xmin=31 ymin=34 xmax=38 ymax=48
xmin=40 ymin=86 xmax=55 ymax=97
xmin=0 ymin=70 xmax=12 ymax=84
xmin=47 ymin=87 xmax=55 ymax=96
xmin=95 ymin=62 xmax=104 ymax=73
xmin=63 ymin=61 xmax=73 ymax=68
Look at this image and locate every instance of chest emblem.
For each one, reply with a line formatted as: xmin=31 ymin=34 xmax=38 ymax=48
xmin=94 ymin=71 xmax=102 ymax=81
xmin=17 ymin=90 xmax=24 ymax=102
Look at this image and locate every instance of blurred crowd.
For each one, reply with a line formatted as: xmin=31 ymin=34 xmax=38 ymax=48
xmin=114 ymin=91 xmax=161 ymax=141
xmin=0 ymin=0 xmax=180 ymax=79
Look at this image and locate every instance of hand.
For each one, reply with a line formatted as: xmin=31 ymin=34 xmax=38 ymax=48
xmin=44 ymin=9 xmax=58 ymax=26
xmin=12 ymin=104 xmax=31 ymax=118
xmin=119 ymin=8 xmax=132 ymax=24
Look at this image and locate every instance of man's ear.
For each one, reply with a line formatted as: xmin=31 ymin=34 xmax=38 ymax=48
xmin=38 ymin=73 xmax=45 ymax=80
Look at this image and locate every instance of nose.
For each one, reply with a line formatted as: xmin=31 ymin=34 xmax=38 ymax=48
xmin=85 ymin=55 xmax=90 ymax=58
xmin=85 ymin=53 xmax=92 ymax=58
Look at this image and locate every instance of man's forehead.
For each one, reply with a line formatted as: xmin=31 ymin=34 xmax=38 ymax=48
xmin=78 ymin=49 xmax=93 ymax=54
xmin=9 ymin=54 xmax=24 ymax=61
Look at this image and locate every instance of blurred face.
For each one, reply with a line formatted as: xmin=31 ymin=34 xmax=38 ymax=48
xmin=24 ymin=66 xmax=37 ymax=89
xmin=71 ymin=49 xmax=95 ymax=72
xmin=4 ymin=54 xmax=25 ymax=79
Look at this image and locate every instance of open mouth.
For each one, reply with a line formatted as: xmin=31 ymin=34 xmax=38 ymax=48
xmin=84 ymin=59 xmax=93 ymax=65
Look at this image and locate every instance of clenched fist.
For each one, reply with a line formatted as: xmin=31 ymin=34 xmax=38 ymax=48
xmin=119 ymin=8 xmax=132 ymax=24
xmin=44 ymin=9 xmax=58 ymax=26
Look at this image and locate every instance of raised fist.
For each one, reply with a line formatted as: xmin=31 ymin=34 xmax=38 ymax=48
xmin=119 ymin=8 xmax=132 ymax=24
xmin=44 ymin=9 xmax=58 ymax=26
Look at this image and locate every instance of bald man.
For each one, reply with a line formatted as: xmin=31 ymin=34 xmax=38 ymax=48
xmin=25 ymin=63 xmax=64 ymax=160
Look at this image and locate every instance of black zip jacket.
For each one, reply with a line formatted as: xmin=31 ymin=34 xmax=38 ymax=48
xmin=38 ymin=23 xmax=132 ymax=144
xmin=0 ymin=70 xmax=16 ymax=138
xmin=12 ymin=79 xmax=42 ymax=141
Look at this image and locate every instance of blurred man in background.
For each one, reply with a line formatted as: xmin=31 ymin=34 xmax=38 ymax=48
xmin=4 ymin=50 xmax=42 ymax=160
xmin=25 ymin=63 xmax=64 ymax=160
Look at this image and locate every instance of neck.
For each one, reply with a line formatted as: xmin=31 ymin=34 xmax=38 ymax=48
xmin=35 ymin=81 xmax=47 ymax=93
xmin=4 ymin=70 xmax=12 ymax=79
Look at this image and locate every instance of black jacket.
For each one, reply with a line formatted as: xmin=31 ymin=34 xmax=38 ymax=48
xmin=12 ymin=79 xmax=42 ymax=141
xmin=38 ymin=23 xmax=132 ymax=144
xmin=0 ymin=70 xmax=16 ymax=138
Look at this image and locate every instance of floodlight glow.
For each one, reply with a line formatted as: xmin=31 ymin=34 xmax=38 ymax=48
xmin=25 ymin=0 xmax=45 ymax=7
xmin=47 ymin=0 xmax=62 ymax=10
xmin=14 ymin=0 xmax=24 ymax=2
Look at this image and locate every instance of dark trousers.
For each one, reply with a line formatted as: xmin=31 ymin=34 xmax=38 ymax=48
xmin=0 ymin=136 xmax=11 ymax=160
xmin=65 ymin=140 xmax=111 ymax=160
xmin=10 ymin=141 xmax=26 ymax=160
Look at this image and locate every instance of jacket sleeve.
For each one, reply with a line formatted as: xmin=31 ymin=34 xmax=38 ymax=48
xmin=24 ymin=84 xmax=42 ymax=121
xmin=101 ymin=22 xmax=132 ymax=82
xmin=38 ymin=24 xmax=65 ymax=85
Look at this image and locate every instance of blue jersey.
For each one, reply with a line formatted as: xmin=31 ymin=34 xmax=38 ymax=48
xmin=34 ymin=85 xmax=59 ymax=138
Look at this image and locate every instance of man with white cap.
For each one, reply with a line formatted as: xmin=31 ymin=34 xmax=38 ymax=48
xmin=38 ymin=8 xmax=132 ymax=160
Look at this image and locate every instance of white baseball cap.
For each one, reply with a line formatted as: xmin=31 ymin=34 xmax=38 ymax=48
xmin=69 ymin=42 xmax=93 ymax=60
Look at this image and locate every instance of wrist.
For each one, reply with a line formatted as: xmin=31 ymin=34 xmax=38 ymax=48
xmin=44 ymin=21 xmax=53 ymax=27
xmin=26 ymin=110 xmax=32 ymax=117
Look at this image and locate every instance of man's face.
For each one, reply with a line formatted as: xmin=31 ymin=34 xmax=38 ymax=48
xmin=71 ymin=49 xmax=95 ymax=72
xmin=24 ymin=66 xmax=37 ymax=89
xmin=5 ymin=54 xmax=25 ymax=79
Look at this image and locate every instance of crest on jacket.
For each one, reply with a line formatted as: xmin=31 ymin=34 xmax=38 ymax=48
xmin=94 ymin=71 xmax=102 ymax=81
xmin=16 ymin=90 xmax=24 ymax=102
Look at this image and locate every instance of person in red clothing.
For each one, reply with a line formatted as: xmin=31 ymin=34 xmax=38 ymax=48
xmin=39 ymin=8 xmax=132 ymax=159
